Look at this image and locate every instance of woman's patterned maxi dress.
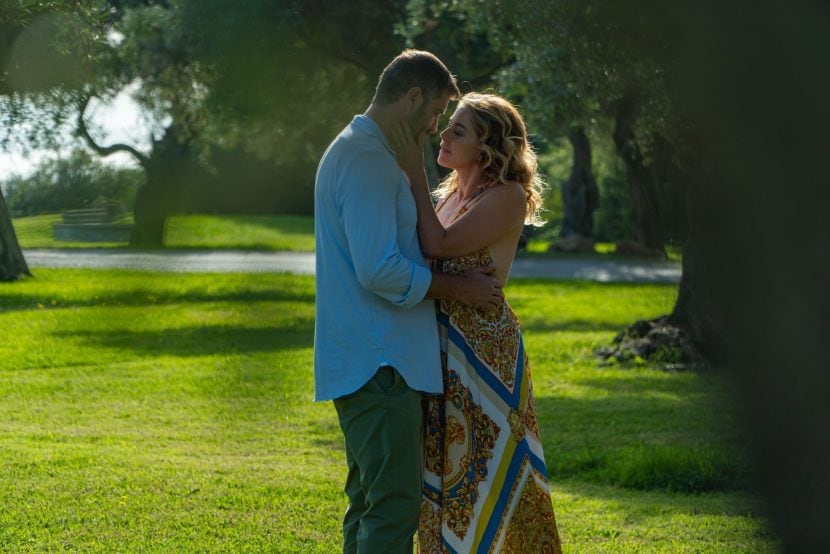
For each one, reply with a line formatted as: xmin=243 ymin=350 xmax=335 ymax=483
xmin=418 ymin=234 xmax=563 ymax=553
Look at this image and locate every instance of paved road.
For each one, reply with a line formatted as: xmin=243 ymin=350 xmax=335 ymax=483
xmin=23 ymin=249 xmax=681 ymax=283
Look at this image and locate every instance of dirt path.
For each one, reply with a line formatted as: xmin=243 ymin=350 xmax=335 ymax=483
xmin=23 ymin=249 xmax=681 ymax=283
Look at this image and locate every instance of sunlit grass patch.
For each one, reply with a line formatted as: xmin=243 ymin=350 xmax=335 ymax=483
xmin=0 ymin=270 xmax=773 ymax=551
xmin=13 ymin=213 xmax=315 ymax=251
xmin=164 ymin=215 xmax=314 ymax=251
xmin=12 ymin=213 xmax=130 ymax=248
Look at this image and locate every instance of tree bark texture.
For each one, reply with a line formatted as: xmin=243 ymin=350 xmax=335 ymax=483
xmin=129 ymin=126 xmax=191 ymax=246
xmin=130 ymin=185 xmax=168 ymax=246
xmin=560 ymin=126 xmax=599 ymax=238
xmin=0 ymin=187 xmax=31 ymax=281
xmin=649 ymin=135 xmax=689 ymax=245
xmin=613 ymin=97 xmax=665 ymax=252
xmin=667 ymin=157 xmax=729 ymax=362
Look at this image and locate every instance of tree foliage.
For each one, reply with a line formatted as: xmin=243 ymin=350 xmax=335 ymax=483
xmin=402 ymin=1 xmax=509 ymax=93
xmin=3 ymin=1 xmax=419 ymax=244
xmin=0 ymin=0 xmax=112 ymax=149
xmin=408 ymin=6 xmax=830 ymax=549
xmin=0 ymin=0 xmax=114 ymax=280
xmin=409 ymin=0 xmax=689 ymax=250
xmin=407 ymin=1 xmax=672 ymax=139
xmin=157 ymin=0 xmax=410 ymax=164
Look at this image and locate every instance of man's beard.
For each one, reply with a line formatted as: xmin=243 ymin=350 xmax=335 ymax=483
xmin=406 ymin=103 xmax=427 ymax=138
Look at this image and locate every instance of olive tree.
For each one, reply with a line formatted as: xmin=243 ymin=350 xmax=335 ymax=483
xmin=0 ymin=0 xmax=110 ymax=279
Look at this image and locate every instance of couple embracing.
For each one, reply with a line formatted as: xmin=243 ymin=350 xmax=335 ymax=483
xmin=314 ymin=49 xmax=562 ymax=553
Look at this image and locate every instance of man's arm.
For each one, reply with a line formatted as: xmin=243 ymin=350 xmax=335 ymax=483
xmin=426 ymin=265 xmax=504 ymax=311
xmin=339 ymin=152 xmax=432 ymax=308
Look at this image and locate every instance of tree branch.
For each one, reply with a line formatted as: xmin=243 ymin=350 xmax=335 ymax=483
xmin=76 ymin=94 xmax=149 ymax=166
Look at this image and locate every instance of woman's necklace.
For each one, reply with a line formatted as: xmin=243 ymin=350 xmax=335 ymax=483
xmin=453 ymin=183 xmax=494 ymax=219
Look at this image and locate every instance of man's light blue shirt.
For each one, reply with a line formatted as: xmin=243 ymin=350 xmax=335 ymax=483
xmin=313 ymin=115 xmax=442 ymax=401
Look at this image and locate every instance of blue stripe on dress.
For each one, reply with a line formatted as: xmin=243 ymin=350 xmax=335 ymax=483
xmin=438 ymin=312 xmax=524 ymax=408
xmin=423 ymin=480 xmax=441 ymax=499
xmin=476 ymin=442 xmax=550 ymax=552
xmin=442 ymin=537 xmax=459 ymax=554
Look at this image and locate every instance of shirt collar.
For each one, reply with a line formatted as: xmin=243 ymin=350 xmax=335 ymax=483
xmin=352 ymin=114 xmax=394 ymax=155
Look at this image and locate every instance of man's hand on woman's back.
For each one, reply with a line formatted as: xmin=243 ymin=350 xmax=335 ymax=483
xmin=425 ymin=263 xmax=503 ymax=311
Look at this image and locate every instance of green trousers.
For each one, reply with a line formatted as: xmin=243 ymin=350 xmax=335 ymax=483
xmin=333 ymin=366 xmax=424 ymax=554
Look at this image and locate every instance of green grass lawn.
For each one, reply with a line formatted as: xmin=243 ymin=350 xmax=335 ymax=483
xmin=523 ymin=236 xmax=683 ymax=263
xmin=164 ymin=215 xmax=315 ymax=251
xmin=15 ymin=213 xmax=683 ymax=263
xmin=11 ymin=213 xmax=131 ymax=249
xmin=0 ymin=271 xmax=775 ymax=552
xmin=13 ymin=214 xmax=315 ymax=251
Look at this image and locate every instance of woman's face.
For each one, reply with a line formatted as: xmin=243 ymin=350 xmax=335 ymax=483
xmin=437 ymin=106 xmax=480 ymax=170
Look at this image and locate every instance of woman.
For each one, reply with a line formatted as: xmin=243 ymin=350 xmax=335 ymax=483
xmin=394 ymin=92 xmax=562 ymax=553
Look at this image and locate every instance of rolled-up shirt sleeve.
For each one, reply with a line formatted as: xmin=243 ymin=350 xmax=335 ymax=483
xmin=337 ymin=151 xmax=431 ymax=308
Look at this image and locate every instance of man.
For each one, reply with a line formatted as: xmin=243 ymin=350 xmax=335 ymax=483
xmin=314 ymin=49 xmax=503 ymax=553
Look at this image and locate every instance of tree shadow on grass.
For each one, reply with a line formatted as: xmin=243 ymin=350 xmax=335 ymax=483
xmin=571 ymin=373 xmax=718 ymax=396
xmin=54 ymin=322 xmax=313 ymax=357
xmin=521 ymin=318 xmax=626 ymax=333
xmin=533 ymin=378 xmax=756 ymax=499
xmin=509 ymin=278 xmax=678 ymax=290
xmin=551 ymin=479 xmax=773 ymax=538
xmin=211 ymin=214 xmax=312 ymax=232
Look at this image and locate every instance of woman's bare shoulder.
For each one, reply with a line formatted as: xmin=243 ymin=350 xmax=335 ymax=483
xmin=484 ymin=180 xmax=527 ymax=207
xmin=503 ymin=180 xmax=528 ymax=196
xmin=464 ymin=181 xmax=527 ymax=225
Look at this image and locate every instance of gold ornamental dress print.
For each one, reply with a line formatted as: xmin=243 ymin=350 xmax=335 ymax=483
xmin=418 ymin=246 xmax=562 ymax=554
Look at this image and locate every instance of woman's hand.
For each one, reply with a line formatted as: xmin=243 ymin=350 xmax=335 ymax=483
xmin=390 ymin=122 xmax=426 ymax=183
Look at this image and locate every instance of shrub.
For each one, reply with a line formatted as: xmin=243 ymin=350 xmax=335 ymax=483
xmin=593 ymin=163 xmax=639 ymax=243
xmin=4 ymin=149 xmax=143 ymax=216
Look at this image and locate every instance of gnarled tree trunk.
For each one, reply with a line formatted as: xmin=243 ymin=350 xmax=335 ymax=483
xmin=78 ymin=96 xmax=190 ymax=247
xmin=613 ymin=95 xmax=665 ymax=256
xmin=556 ymin=126 xmax=599 ymax=252
xmin=641 ymin=3 xmax=830 ymax=549
xmin=666 ymin=155 xmax=729 ymax=362
xmin=131 ymin=184 xmax=168 ymax=246
xmin=129 ymin=124 xmax=190 ymax=246
xmin=596 ymin=160 xmax=727 ymax=368
xmin=0 ymin=187 xmax=31 ymax=281
xmin=602 ymin=109 xmax=725 ymax=367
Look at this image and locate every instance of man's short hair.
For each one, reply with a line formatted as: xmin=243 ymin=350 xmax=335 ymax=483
xmin=373 ymin=49 xmax=460 ymax=105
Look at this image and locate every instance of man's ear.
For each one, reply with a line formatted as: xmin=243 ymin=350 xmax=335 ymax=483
xmin=402 ymin=87 xmax=423 ymax=114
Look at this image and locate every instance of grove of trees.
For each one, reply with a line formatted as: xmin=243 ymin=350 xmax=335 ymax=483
xmin=1 ymin=0 xmax=416 ymax=253
xmin=2 ymin=2 xmax=830 ymax=549
xmin=412 ymin=2 xmax=829 ymax=550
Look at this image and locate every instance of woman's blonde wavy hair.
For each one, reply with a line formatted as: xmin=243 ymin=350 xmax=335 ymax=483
xmin=433 ymin=92 xmax=546 ymax=226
